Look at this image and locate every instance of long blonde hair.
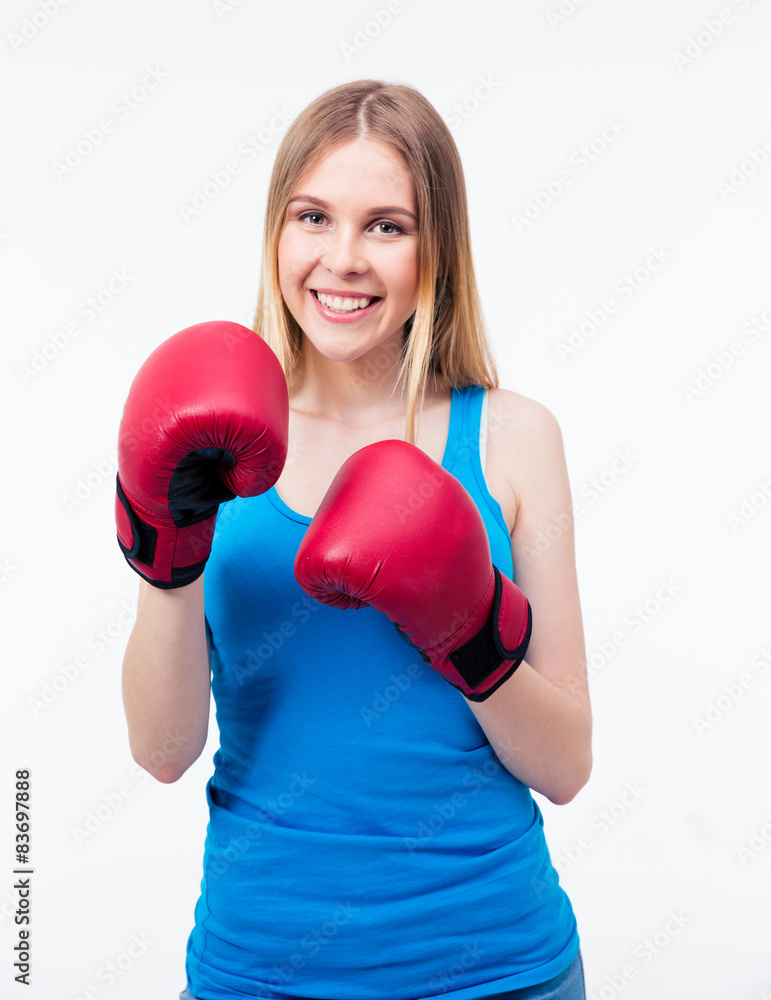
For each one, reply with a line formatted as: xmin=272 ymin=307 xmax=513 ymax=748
xmin=254 ymin=79 xmax=498 ymax=443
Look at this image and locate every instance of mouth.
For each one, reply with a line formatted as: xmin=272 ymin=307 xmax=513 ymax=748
xmin=309 ymin=289 xmax=382 ymax=322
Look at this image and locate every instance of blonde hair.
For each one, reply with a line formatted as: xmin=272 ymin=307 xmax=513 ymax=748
xmin=253 ymin=79 xmax=498 ymax=443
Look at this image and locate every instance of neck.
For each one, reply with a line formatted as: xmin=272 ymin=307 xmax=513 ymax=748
xmin=290 ymin=337 xmax=411 ymax=425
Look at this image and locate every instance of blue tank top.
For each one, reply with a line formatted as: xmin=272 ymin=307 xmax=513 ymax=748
xmin=185 ymin=385 xmax=579 ymax=999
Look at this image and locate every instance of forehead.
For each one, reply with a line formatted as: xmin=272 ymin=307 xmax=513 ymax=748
xmin=295 ymin=139 xmax=416 ymax=208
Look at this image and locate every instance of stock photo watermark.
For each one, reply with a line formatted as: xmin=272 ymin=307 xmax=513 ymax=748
xmin=586 ymin=578 xmax=681 ymax=682
xmin=716 ymin=133 xmax=771 ymax=200
xmin=511 ymin=116 xmax=629 ymax=233
xmin=360 ymin=661 xmax=425 ymax=726
xmin=587 ymin=909 xmax=692 ymax=1000
xmin=211 ymin=0 xmax=251 ymax=20
xmin=735 ymin=809 xmax=771 ymax=866
xmin=69 ymin=932 xmax=154 ymax=1000
xmin=682 ymin=298 xmax=771 ymax=402
xmin=18 ymin=268 xmax=135 ymax=385
xmin=61 ymin=451 xmax=118 ymax=513
xmin=403 ymin=757 xmax=503 ymax=855
xmin=205 ymin=771 xmax=316 ymax=886
xmin=545 ymin=0 xmax=593 ymax=30
xmin=552 ymin=779 xmax=648 ymax=876
xmin=0 ymin=557 xmax=17 ymax=585
xmin=230 ymin=595 xmax=322 ymax=685
xmin=426 ymin=941 xmax=487 ymax=993
xmin=672 ymin=0 xmax=760 ymax=73
xmin=554 ymin=247 xmax=672 ymax=361
xmin=725 ymin=476 xmax=771 ymax=533
xmin=443 ymin=75 xmax=501 ymax=129
xmin=521 ymin=448 xmax=638 ymax=567
xmin=52 ymin=66 xmax=169 ymax=180
xmin=178 ymin=108 xmax=294 ymax=222
xmin=339 ymin=1 xmax=403 ymax=62
xmin=8 ymin=0 xmax=73 ymax=52
xmin=70 ymin=743 xmax=190 ymax=847
xmin=27 ymin=599 xmax=137 ymax=716
xmin=265 ymin=900 xmax=361 ymax=993
xmin=690 ymin=646 xmax=770 ymax=736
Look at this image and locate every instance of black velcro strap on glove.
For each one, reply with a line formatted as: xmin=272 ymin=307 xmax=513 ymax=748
xmin=115 ymin=474 xmax=157 ymax=566
xmin=448 ymin=567 xmax=532 ymax=689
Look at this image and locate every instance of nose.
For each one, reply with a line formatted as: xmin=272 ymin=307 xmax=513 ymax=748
xmin=319 ymin=224 xmax=368 ymax=277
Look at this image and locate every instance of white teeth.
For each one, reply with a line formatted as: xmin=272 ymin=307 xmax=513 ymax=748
xmin=316 ymin=291 xmax=374 ymax=312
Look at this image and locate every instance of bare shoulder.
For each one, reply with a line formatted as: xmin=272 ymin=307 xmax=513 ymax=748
xmin=485 ymin=388 xmax=568 ymax=532
xmin=487 ymin=387 xmax=563 ymax=444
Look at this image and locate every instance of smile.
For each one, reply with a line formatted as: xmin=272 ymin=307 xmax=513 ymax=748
xmin=317 ymin=290 xmax=374 ymax=312
xmin=310 ymin=289 xmax=381 ymax=322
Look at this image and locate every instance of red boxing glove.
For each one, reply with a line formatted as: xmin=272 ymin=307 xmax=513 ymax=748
xmin=294 ymin=440 xmax=531 ymax=701
xmin=115 ymin=320 xmax=289 ymax=588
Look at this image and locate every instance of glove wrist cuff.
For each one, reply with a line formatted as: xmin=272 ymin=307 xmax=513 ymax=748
xmin=115 ymin=475 xmax=215 ymax=588
xmin=427 ymin=568 xmax=532 ymax=701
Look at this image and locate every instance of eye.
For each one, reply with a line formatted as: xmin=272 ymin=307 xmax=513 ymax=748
xmin=372 ymin=220 xmax=403 ymax=236
xmin=299 ymin=211 xmax=326 ymax=226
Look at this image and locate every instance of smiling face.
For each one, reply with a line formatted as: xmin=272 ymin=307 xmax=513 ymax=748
xmin=277 ymin=138 xmax=420 ymax=370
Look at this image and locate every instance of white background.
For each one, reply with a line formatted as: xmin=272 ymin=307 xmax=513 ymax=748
xmin=2 ymin=1 xmax=770 ymax=998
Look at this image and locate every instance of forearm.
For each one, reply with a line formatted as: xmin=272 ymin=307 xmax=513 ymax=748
xmin=121 ymin=576 xmax=211 ymax=782
xmin=463 ymin=661 xmax=592 ymax=805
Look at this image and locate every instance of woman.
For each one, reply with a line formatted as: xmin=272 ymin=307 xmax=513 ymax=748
xmin=118 ymin=78 xmax=592 ymax=1000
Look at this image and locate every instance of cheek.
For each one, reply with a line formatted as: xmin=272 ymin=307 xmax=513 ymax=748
xmin=277 ymin=238 xmax=303 ymax=294
xmin=394 ymin=246 xmax=420 ymax=303
xmin=278 ymin=231 xmax=319 ymax=290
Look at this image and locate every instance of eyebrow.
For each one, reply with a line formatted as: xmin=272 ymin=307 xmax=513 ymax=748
xmin=287 ymin=195 xmax=417 ymax=223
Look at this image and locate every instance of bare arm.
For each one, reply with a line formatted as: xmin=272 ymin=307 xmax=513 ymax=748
xmin=464 ymin=393 xmax=592 ymax=805
xmin=121 ymin=576 xmax=211 ymax=783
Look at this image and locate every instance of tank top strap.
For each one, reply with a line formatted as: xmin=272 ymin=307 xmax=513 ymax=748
xmin=443 ymin=383 xmax=485 ymax=478
xmin=444 ymin=385 xmax=512 ymax=577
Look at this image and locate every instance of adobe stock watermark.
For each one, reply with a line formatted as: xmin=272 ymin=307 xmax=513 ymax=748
xmin=360 ymin=660 xmax=425 ymax=727
xmin=206 ymin=771 xmax=316 ymax=885
xmin=443 ymin=75 xmax=501 ymax=129
xmin=71 ymin=742 xmax=188 ymax=847
xmin=8 ymin=0 xmax=73 ymax=53
xmin=735 ymin=809 xmax=771 ymax=866
xmin=716 ymin=132 xmax=771 ymax=201
xmin=350 ymin=336 xmax=402 ymax=391
xmin=553 ymin=247 xmax=673 ymax=361
xmin=0 ymin=557 xmax=17 ymax=585
xmin=690 ymin=646 xmax=770 ymax=736
xmin=587 ymin=909 xmax=692 ymax=1000
xmin=212 ymin=0 xmax=251 ymax=20
xmin=522 ymin=448 xmax=638 ymax=566
xmin=586 ymin=578 xmax=681 ymax=682
xmin=52 ymin=66 xmax=169 ymax=180
xmin=403 ymin=756 xmax=503 ymax=854
xmin=551 ymin=779 xmax=648 ymax=876
xmin=265 ymin=899 xmax=360 ymax=993
xmin=231 ymin=595 xmax=322 ymax=685
xmin=27 ymin=600 xmax=137 ymax=716
xmin=178 ymin=107 xmax=294 ymax=222
xmin=545 ymin=0 xmax=594 ymax=30
xmin=18 ymin=267 xmax=135 ymax=385
xmin=511 ymin=116 xmax=629 ymax=233
xmin=681 ymin=298 xmax=771 ymax=402
xmin=426 ymin=941 xmax=487 ymax=993
xmin=61 ymin=450 xmax=118 ymax=513
xmin=529 ymin=777 xmax=646 ymax=900
xmin=392 ymin=467 xmax=446 ymax=525
xmin=725 ymin=475 xmax=771 ymax=533
xmin=339 ymin=1 xmax=403 ymax=62
xmin=672 ymin=0 xmax=759 ymax=73
xmin=69 ymin=931 xmax=154 ymax=1000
